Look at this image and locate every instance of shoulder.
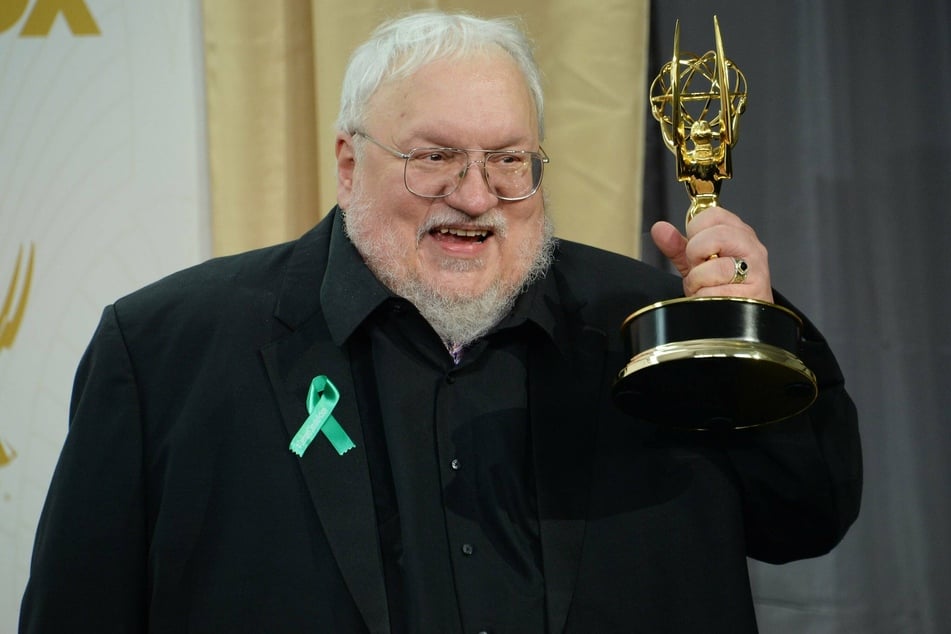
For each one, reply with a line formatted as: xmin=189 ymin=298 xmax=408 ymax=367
xmin=115 ymin=214 xmax=333 ymax=323
xmin=116 ymin=240 xmax=295 ymax=321
xmin=541 ymin=238 xmax=683 ymax=337
xmin=551 ymin=238 xmax=683 ymax=302
xmin=108 ymin=214 xmax=335 ymax=345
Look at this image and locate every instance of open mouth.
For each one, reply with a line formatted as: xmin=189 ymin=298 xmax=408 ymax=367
xmin=431 ymin=226 xmax=492 ymax=243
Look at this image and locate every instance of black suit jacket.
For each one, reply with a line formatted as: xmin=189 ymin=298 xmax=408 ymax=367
xmin=21 ymin=210 xmax=861 ymax=633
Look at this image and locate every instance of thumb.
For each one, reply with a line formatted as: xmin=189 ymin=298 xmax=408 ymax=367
xmin=650 ymin=221 xmax=689 ymax=277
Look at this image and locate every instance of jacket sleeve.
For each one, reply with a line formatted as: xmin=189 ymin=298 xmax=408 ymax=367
xmin=20 ymin=305 xmax=148 ymax=633
xmin=723 ymin=308 xmax=862 ymax=563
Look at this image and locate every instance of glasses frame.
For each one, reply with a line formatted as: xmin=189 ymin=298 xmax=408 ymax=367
xmin=353 ymin=131 xmax=549 ymax=201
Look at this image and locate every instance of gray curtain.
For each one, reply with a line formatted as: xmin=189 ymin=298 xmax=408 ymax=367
xmin=642 ymin=2 xmax=950 ymax=632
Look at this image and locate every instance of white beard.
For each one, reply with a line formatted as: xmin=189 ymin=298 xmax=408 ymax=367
xmin=342 ymin=190 xmax=556 ymax=347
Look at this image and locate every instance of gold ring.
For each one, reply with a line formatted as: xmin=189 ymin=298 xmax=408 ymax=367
xmin=730 ymin=257 xmax=749 ymax=284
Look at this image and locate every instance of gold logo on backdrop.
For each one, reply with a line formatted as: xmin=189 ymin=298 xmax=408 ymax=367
xmin=0 ymin=243 xmax=36 ymax=467
xmin=0 ymin=0 xmax=100 ymax=37
xmin=0 ymin=437 xmax=16 ymax=467
xmin=1 ymin=243 xmax=35 ymax=353
xmin=0 ymin=243 xmax=34 ymax=469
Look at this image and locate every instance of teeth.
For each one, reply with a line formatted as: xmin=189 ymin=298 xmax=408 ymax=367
xmin=438 ymin=227 xmax=489 ymax=238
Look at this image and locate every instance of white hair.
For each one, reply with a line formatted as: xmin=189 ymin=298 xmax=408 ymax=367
xmin=335 ymin=10 xmax=545 ymax=140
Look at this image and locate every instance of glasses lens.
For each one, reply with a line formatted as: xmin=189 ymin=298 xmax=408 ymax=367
xmin=485 ymin=152 xmax=541 ymax=200
xmin=405 ymin=149 xmax=469 ymax=198
xmin=404 ymin=148 xmax=545 ymax=200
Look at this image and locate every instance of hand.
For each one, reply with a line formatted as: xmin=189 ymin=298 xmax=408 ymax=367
xmin=650 ymin=206 xmax=774 ymax=302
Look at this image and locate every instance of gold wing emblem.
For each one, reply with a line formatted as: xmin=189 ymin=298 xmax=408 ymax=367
xmin=0 ymin=244 xmax=33 ymax=468
xmin=0 ymin=437 xmax=16 ymax=467
xmin=1 ymin=243 xmax=35 ymax=352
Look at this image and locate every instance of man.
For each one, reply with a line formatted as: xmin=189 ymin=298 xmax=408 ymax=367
xmin=20 ymin=10 xmax=861 ymax=634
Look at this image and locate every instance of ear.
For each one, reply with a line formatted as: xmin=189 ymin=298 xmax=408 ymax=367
xmin=335 ymin=132 xmax=356 ymax=208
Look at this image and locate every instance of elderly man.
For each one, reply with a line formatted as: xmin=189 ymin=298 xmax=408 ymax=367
xmin=21 ymin=10 xmax=860 ymax=634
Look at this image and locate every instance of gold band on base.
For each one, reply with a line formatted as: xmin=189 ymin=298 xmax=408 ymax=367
xmin=619 ymin=338 xmax=814 ymax=380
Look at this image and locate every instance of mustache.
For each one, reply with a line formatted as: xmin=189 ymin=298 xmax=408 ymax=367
xmin=416 ymin=206 xmax=508 ymax=242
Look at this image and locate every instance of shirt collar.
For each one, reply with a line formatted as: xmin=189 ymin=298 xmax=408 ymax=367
xmin=321 ymin=210 xmax=563 ymax=353
xmin=320 ymin=211 xmax=395 ymax=346
xmin=494 ymin=262 xmax=565 ymax=354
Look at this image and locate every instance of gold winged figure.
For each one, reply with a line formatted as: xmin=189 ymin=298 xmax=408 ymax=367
xmin=649 ymin=17 xmax=748 ymax=224
xmin=1 ymin=243 xmax=35 ymax=352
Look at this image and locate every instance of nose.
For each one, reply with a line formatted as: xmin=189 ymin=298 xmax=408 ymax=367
xmin=446 ymin=158 xmax=498 ymax=216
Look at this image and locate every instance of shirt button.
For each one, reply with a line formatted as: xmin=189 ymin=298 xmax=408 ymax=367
xmin=461 ymin=543 xmax=474 ymax=556
xmin=450 ymin=458 xmax=461 ymax=470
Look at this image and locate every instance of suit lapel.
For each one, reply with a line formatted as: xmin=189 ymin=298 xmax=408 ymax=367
xmin=530 ymin=322 xmax=607 ymax=633
xmin=260 ymin=212 xmax=390 ymax=633
xmin=261 ymin=320 xmax=389 ymax=633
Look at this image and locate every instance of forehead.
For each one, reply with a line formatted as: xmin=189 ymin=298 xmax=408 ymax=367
xmin=366 ymin=50 xmax=538 ymax=147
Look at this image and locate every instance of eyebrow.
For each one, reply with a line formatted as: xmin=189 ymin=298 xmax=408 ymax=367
xmin=402 ymin=134 xmax=535 ymax=152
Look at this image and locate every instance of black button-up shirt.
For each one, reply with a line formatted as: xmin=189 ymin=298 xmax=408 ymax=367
xmin=322 ymin=218 xmax=556 ymax=633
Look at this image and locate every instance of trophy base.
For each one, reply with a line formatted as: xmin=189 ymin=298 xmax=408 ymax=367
xmin=613 ymin=297 xmax=817 ymax=429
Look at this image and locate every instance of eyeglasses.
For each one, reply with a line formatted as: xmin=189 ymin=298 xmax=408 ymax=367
xmin=354 ymin=131 xmax=549 ymax=201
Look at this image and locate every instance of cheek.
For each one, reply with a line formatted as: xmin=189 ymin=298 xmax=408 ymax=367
xmin=390 ymin=204 xmax=430 ymax=244
xmin=505 ymin=207 xmax=545 ymax=246
xmin=353 ymin=173 xmax=425 ymax=228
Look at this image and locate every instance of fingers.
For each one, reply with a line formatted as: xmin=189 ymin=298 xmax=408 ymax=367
xmin=650 ymin=221 xmax=689 ymax=277
xmin=682 ymin=256 xmax=767 ymax=299
xmin=677 ymin=207 xmax=774 ymax=302
xmin=684 ymin=207 xmax=756 ymax=260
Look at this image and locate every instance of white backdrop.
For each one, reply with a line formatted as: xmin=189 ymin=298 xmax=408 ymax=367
xmin=0 ymin=1 xmax=210 ymax=629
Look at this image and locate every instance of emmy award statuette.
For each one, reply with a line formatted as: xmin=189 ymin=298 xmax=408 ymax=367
xmin=611 ymin=18 xmax=817 ymax=429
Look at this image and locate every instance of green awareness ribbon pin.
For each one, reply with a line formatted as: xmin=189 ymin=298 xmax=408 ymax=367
xmin=289 ymin=375 xmax=356 ymax=457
